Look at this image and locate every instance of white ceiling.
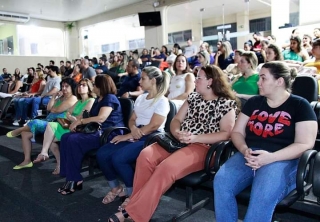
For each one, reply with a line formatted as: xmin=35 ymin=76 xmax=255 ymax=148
xmin=0 ymin=0 xmax=299 ymax=23
xmin=0 ymin=0 xmax=145 ymax=22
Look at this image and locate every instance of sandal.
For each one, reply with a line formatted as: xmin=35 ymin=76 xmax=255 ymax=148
xmin=57 ymin=182 xmax=69 ymax=193
xmin=108 ymin=210 xmax=132 ymax=222
xmin=52 ymin=166 xmax=60 ymax=175
xmin=61 ymin=181 xmax=83 ymax=195
xmin=33 ymin=153 xmax=49 ymax=163
xmin=102 ymin=187 xmax=125 ymax=205
xmin=118 ymin=197 xmax=130 ymax=211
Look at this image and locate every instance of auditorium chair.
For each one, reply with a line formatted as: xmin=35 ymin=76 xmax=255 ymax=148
xmin=312 ymin=151 xmax=320 ymax=205
xmin=86 ymin=97 xmax=135 ymax=175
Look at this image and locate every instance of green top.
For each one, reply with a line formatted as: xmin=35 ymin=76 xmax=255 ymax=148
xmin=232 ymin=74 xmax=259 ymax=95
xmin=282 ymin=50 xmax=303 ymax=62
xmin=49 ymin=98 xmax=94 ymax=141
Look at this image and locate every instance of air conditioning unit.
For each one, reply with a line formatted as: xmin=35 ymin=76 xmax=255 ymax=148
xmin=0 ymin=11 xmax=30 ymax=23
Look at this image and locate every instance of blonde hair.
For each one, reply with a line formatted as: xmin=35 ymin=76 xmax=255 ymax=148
xmin=142 ymin=66 xmax=170 ymax=104
xmin=221 ymin=41 xmax=233 ymax=60
xmin=241 ymin=51 xmax=258 ymax=70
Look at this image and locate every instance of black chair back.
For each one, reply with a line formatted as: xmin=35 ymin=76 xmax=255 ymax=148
xmin=150 ymin=61 xmax=161 ymax=68
xmin=292 ymin=76 xmax=318 ymax=102
xmin=20 ymin=83 xmax=30 ymax=93
xmin=0 ymin=97 xmax=13 ymax=119
xmin=165 ymin=101 xmax=177 ymax=132
xmin=118 ymin=98 xmax=134 ymax=128
xmin=1 ymin=82 xmax=9 ymax=93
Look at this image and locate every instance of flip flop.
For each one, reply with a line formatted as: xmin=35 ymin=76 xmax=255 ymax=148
xmin=6 ymin=131 xmax=20 ymax=138
xmin=33 ymin=154 xmax=49 ymax=163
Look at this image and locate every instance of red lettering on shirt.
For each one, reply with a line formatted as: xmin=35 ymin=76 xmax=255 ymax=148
xmin=247 ymin=110 xmax=291 ymax=138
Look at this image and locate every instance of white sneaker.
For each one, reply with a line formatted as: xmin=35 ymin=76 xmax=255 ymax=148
xmin=12 ymin=120 xmax=20 ymax=126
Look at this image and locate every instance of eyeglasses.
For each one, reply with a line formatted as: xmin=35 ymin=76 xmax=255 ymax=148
xmin=195 ymin=76 xmax=207 ymax=80
xmin=78 ymin=83 xmax=87 ymax=87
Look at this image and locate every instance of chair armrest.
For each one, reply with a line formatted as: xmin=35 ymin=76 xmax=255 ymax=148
xmin=99 ymin=126 xmax=130 ymax=145
xmin=312 ymin=152 xmax=320 ymax=197
xmin=204 ymin=140 xmax=230 ymax=176
xmin=296 ymin=149 xmax=317 ymax=195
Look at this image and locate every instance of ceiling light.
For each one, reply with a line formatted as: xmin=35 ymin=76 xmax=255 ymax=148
xmin=153 ymin=1 xmax=160 ymax=7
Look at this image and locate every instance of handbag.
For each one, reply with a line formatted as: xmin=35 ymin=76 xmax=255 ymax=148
xmin=155 ymin=132 xmax=187 ymax=153
xmin=57 ymin=118 xmax=71 ymax=129
xmin=75 ymin=122 xmax=101 ymax=134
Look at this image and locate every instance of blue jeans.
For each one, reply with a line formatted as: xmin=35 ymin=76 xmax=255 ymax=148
xmin=96 ymin=134 xmax=150 ymax=196
xmin=213 ymin=151 xmax=298 ymax=222
xmin=22 ymin=96 xmax=50 ymax=120
xmin=13 ymin=98 xmax=25 ymax=120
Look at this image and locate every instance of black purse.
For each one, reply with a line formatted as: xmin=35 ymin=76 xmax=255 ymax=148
xmin=155 ymin=132 xmax=187 ymax=153
xmin=75 ymin=122 xmax=101 ymax=134
xmin=75 ymin=110 xmax=101 ymax=134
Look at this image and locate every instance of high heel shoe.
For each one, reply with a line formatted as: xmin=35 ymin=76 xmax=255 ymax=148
xmin=57 ymin=182 xmax=69 ymax=193
xmin=60 ymin=181 xmax=83 ymax=195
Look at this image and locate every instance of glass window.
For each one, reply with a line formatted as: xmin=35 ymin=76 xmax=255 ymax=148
xmin=168 ymin=30 xmax=192 ymax=44
xmin=81 ymin=15 xmax=144 ymax=57
xmin=17 ymin=25 xmax=64 ymax=56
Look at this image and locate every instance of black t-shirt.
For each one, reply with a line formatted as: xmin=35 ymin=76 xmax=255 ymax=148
xmin=242 ymin=95 xmax=317 ymax=152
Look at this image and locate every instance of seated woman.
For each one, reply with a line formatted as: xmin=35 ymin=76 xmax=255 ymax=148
xmin=214 ymin=41 xmax=234 ymax=70
xmin=69 ymin=64 xmax=82 ymax=83
xmin=214 ymin=61 xmax=317 ymax=222
xmin=167 ymin=54 xmax=195 ymax=110
xmin=0 ymin=74 xmax=23 ymax=98
xmin=193 ymin=51 xmax=211 ymax=74
xmin=232 ymin=51 xmax=259 ymax=101
xmin=223 ymin=49 xmax=245 ymax=81
xmin=7 ymin=78 xmax=78 ymax=169
xmin=32 ymin=78 xmax=96 ymax=174
xmin=12 ymin=70 xmax=46 ymax=126
xmin=107 ymin=65 xmax=237 ymax=222
xmin=57 ymin=75 xmax=124 ymax=195
xmin=96 ymin=66 xmax=170 ymax=207
xmin=282 ymin=36 xmax=309 ymax=65
xmin=256 ymin=44 xmax=284 ymax=73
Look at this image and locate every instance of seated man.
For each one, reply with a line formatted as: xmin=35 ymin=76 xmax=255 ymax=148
xmin=2 ymin=68 xmax=12 ymax=82
xmin=95 ymin=57 xmax=109 ymax=74
xmin=116 ymin=59 xmax=143 ymax=99
xmin=81 ymin=59 xmax=96 ymax=82
xmin=20 ymin=65 xmax=61 ymax=124
xmin=63 ymin=61 xmax=73 ymax=77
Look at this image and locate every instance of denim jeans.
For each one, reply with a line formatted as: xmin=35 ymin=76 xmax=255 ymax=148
xmin=13 ymin=98 xmax=25 ymax=120
xmin=96 ymin=134 xmax=151 ymax=196
xmin=213 ymin=151 xmax=298 ymax=222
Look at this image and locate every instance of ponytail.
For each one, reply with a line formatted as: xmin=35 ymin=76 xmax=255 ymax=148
xmin=142 ymin=66 xmax=170 ymax=104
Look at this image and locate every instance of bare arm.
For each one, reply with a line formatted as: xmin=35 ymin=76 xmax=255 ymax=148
xmin=170 ymin=74 xmax=195 ymax=100
xmin=170 ymin=100 xmax=189 ymax=139
xmin=8 ymin=81 xmax=22 ymax=94
xmin=231 ymin=113 xmax=250 ymax=155
xmin=50 ymin=95 xmax=77 ymax=113
xmin=42 ymin=87 xmax=59 ymax=97
xmin=268 ymin=121 xmax=317 ymax=161
xmin=121 ymin=86 xmax=144 ymax=98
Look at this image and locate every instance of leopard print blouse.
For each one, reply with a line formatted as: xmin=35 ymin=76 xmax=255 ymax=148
xmin=180 ymin=92 xmax=237 ymax=135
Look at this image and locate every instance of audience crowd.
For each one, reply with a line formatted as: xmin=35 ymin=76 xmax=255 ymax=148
xmin=0 ymin=27 xmax=320 ymax=222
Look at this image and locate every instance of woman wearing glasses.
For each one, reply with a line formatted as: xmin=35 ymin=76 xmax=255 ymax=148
xmin=32 ymin=79 xmax=96 ymax=174
xmin=107 ymin=65 xmax=237 ymax=222
xmin=57 ymin=75 xmax=124 ymax=195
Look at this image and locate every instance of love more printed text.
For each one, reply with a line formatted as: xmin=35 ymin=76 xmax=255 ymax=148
xmin=247 ymin=110 xmax=291 ymax=138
